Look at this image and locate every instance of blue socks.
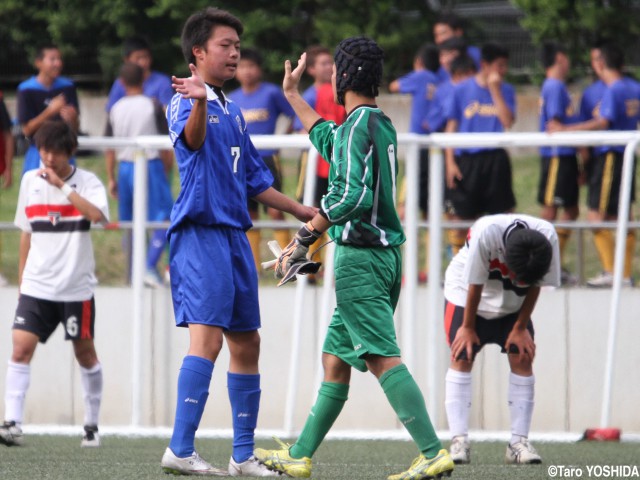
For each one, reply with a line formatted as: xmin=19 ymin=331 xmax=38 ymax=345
xmin=169 ymin=356 xmax=213 ymax=457
xmin=228 ymin=372 xmax=261 ymax=463
xmin=146 ymin=229 xmax=168 ymax=270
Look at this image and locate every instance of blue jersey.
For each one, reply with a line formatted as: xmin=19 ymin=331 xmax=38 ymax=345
xmin=596 ymin=77 xmax=640 ymax=154
xmin=167 ymin=86 xmax=274 ymax=234
xmin=426 ymin=80 xmax=454 ymax=133
xmin=579 ymin=80 xmax=606 ymax=122
xmin=106 ymin=71 xmax=174 ymax=111
xmin=292 ymin=84 xmax=318 ymax=131
xmin=228 ymin=82 xmax=294 ymax=156
xmin=447 ymin=76 xmax=516 ymax=154
xmin=539 ymin=78 xmax=577 ymax=156
xmin=17 ymin=76 xmax=79 ymax=146
xmin=396 ymin=69 xmax=439 ymax=134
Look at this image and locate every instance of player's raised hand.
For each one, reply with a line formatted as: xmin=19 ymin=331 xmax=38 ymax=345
xmin=172 ymin=64 xmax=207 ymax=100
xmin=283 ymin=52 xmax=307 ymax=95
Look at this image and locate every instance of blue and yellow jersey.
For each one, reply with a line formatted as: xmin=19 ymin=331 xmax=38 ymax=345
xmin=596 ymin=77 xmax=640 ymax=154
xmin=579 ymin=79 xmax=606 ymax=122
xmin=396 ymin=69 xmax=439 ymax=134
xmin=539 ymin=78 xmax=577 ymax=156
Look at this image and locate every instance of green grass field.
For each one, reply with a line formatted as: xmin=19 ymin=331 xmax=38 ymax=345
xmin=1 ymin=436 xmax=638 ymax=479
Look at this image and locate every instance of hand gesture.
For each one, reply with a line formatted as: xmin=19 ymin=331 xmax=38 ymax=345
xmin=37 ymin=167 xmax=64 ymax=188
xmin=283 ymin=52 xmax=307 ymax=96
xmin=60 ymin=104 xmax=78 ymax=124
xmin=47 ymin=94 xmax=67 ymax=114
xmin=446 ymin=159 xmax=463 ymax=189
xmin=546 ymin=119 xmax=564 ymax=133
xmin=505 ymin=327 xmax=536 ymax=363
xmin=172 ymin=64 xmax=207 ymax=100
xmin=451 ymin=326 xmax=480 ymax=363
xmin=487 ymin=70 xmax=502 ymax=88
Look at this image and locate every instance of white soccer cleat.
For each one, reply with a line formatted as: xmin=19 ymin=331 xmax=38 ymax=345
xmin=449 ymin=435 xmax=471 ymax=464
xmin=505 ymin=439 xmax=542 ymax=464
xmin=0 ymin=421 xmax=24 ymax=446
xmin=161 ymin=447 xmax=229 ymax=476
xmin=81 ymin=425 xmax=101 ymax=448
xmin=229 ymin=455 xmax=283 ymax=477
xmin=586 ymin=271 xmax=633 ymax=288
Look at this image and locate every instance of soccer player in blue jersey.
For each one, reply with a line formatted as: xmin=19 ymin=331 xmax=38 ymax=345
xmin=254 ymin=36 xmax=454 ymax=480
xmin=17 ymin=44 xmax=79 ymax=174
xmin=548 ymin=43 xmax=639 ymax=288
xmin=229 ymin=47 xmax=295 ymax=267
xmin=389 ymin=43 xmax=440 ymax=281
xmin=433 ymin=13 xmax=481 ymax=83
xmin=537 ymin=43 xmax=581 ymax=285
xmin=160 ymin=8 xmax=317 ymax=476
xmin=444 ymin=43 xmax=517 ymax=256
xmin=105 ymin=36 xmax=174 ymax=112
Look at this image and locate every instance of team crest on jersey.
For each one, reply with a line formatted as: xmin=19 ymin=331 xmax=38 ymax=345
xmin=208 ymin=114 xmax=219 ymax=123
xmin=235 ymin=115 xmax=243 ymax=133
xmin=48 ymin=211 xmax=61 ymax=226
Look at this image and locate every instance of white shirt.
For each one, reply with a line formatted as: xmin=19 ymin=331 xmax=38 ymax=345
xmin=108 ymin=94 xmax=164 ymax=161
xmin=444 ymin=214 xmax=561 ymax=319
xmin=15 ymin=168 xmax=109 ymax=302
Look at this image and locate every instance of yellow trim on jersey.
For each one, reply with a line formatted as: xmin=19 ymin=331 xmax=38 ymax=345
xmin=544 ymin=156 xmax=560 ymax=206
xmin=599 ymin=152 xmax=615 ymax=214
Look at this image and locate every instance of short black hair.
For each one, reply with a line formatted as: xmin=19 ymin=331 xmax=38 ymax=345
xmin=435 ymin=13 xmax=465 ymax=31
xmin=450 ymin=54 xmax=477 ymax=76
xmin=599 ymin=43 xmax=624 ymax=71
xmin=34 ymin=121 xmax=78 ymax=156
xmin=123 ymin=36 xmax=151 ymax=59
xmin=119 ymin=62 xmax=144 ymax=88
xmin=305 ymin=45 xmax=331 ymax=67
xmin=240 ymin=47 xmax=263 ymax=68
xmin=481 ymin=42 xmax=509 ymax=63
xmin=541 ymin=42 xmax=567 ymax=69
xmin=438 ymin=36 xmax=467 ymax=54
xmin=35 ymin=43 xmax=60 ymax=61
xmin=417 ymin=43 xmax=440 ymax=73
xmin=181 ymin=7 xmax=244 ymax=65
xmin=505 ymin=229 xmax=553 ymax=285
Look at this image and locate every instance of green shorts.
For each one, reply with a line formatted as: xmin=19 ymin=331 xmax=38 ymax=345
xmin=322 ymin=244 xmax=402 ymax=372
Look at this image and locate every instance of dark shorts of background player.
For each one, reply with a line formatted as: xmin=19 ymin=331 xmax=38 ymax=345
xmin=13 ymin=294 xmax=96 ymax=343
xmin=248 ymin=154 xmax=282 ymax=213
xmin=296 ymin=150 xmax=329 ymax=207
xmin=443 ymin=300 xmax=534 ymax=359
xmin=445 ymin=148 xmax=516 ymax=218
xmin=588 ymin=151 xmax=636 ymax=216
xmin=537 ymin=154 xmax=579 ymax=208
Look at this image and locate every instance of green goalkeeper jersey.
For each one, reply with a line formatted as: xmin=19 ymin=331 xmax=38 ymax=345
xmin=309 ymin=105 xmax=405 ymax=247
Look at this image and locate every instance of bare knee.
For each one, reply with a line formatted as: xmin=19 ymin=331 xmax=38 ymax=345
xmin=227 ymin=330 xmax=261 ymax=374
xmin=322 ymin=354 xmax=351 ymax=384
xmin=73 ymin=340 xmax=99 ymax=369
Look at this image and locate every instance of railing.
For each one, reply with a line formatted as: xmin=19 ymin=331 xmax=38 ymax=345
xmin=2 ymin=130 xmax=638 ymax=433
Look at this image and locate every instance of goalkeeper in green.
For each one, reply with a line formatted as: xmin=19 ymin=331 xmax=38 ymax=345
xmin=255 ymin=36 xmax=454 ymax=480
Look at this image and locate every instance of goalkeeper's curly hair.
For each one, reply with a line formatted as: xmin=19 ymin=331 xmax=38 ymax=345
xmin=504 ymin=229 xmax=553 ymax=285
xmin=334 ymin=36 xmax=384 ymax=105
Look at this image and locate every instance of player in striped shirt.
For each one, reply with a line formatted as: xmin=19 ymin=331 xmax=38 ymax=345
xmin=254 ymin=36 xmax=454 ymax=480
xmin=1 ymin=121 xmax=109 ymax=448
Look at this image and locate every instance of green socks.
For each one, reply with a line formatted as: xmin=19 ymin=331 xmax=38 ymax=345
xmin=380 ymin=364 xmax=441 ymax=458
xmin=290 ymin=382 xmax=349 ymax=459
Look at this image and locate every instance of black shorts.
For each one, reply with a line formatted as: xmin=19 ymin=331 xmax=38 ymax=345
xmin=588 ymin=151 xmax=636 ymax=216
xmin=249 ymin=154 xmax=283 ymax=213
xmin=445 ymin=149 xmax=516 ymax=218
xmin=296 ymin=150 xmax=329 ymax=207
xmin=537 ymin=154 xmax=579 ymax=208
xmin=443 ymin=300 xmax=534 ymax=360
xmin=399 ymin=149 xmax=430 ymax=212
xmin=14 ymin=294 xmax=96 ymax=343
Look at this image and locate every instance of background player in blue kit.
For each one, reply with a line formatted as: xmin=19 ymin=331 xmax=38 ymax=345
xmin=17 ymin=44 xmax=80 ymax=174
xmin=444 ymin=43 xmax=517 ymax=256
xmin=228 ymin=48 xmax=296 ymax=268
xmin=537 ymin=43 xmax=581 ymax=285
xmin=160 ymin=7 xmax=316 ymax=476
xmin=548 ymin=43 xmax=639 ymax=288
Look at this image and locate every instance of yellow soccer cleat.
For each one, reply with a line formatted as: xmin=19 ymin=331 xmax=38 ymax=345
xmin=388 ymin=449 xmax=455 ymax=480
xmin=254 ymin=437 xmax=312 ymax=478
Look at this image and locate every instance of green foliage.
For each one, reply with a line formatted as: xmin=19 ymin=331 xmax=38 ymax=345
xmin=513 ymin=0 xmax=640 ymax=68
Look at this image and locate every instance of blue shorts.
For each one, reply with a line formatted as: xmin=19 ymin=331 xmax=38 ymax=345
xmin=118 ymin=159 xmax=173 ymax=221
xmin=169 ymin=223 xmax=260 ymax=330
xmin=23 ymin=145 xmax=76 ymax=175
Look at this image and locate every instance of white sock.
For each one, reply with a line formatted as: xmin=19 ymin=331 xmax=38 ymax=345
xmin=445 ymin=368 xmax=472 ymax=439
xmin=80 ymin=363 xmax=103 ymax=427
xmin=4 ymin=361 xmax=30 ymax=424
xmin=508 ymin=372 xmax=535 ymax=445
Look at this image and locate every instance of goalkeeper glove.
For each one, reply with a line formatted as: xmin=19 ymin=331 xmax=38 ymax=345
xmin=275 ymin=222 xmax=321 ymax=279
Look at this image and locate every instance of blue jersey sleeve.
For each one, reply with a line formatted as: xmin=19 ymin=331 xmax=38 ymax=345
xmin=153 ymin=72 xmax=175 ymax=108
xmin=397 ymin=71 xmax=421 ymax=95
xmin=543 ymin=82 xmax=565 ymax=120
xmin=167 ymin=93 xmax=190 ymax=147
xmin=599 ymin=87 xmax=616 ymax=123
xmin=446 ymin=83 xmax=463 ymax=122
xmin=504 ymin=83 xmax=516 ymax=117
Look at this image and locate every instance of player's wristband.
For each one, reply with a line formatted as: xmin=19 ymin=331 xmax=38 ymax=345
xmin=295 ymin=221 xmax=321 ymax=247
xmin=60 ymin=183 xmax=74 ymax=197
